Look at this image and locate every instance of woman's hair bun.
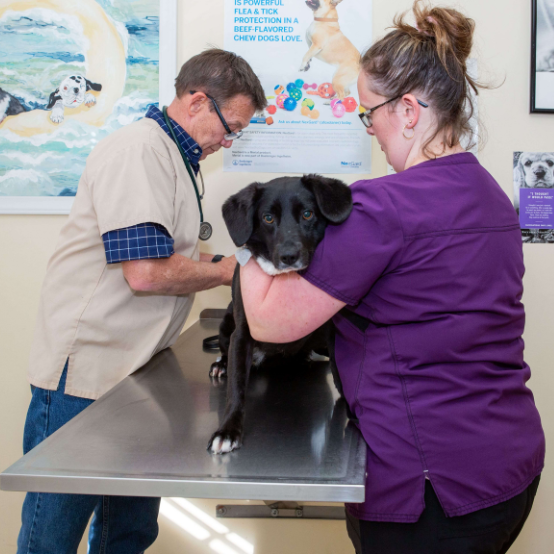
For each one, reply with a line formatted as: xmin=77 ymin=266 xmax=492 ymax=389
xmin=411 ymin=0 xmax=475 ymax=67
xmin=361 ymin=0 xmax=483 ymax=158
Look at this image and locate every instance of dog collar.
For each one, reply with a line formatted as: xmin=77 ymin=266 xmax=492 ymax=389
xmin=314 ymin=17 xmax=339 ymax=22
xmin=236 ymin=247 xmax=252 ymax=267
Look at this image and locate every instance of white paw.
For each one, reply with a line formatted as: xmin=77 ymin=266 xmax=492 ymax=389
xmin=209 ymin=435 xmax=240 ymax=454
xmin=50 ymin=110 xmax=64 ymax=124
xmin=84 ymin=93 xmax=96 ymax=107
xmin=209 ymin=358 xmax=227 ymax=379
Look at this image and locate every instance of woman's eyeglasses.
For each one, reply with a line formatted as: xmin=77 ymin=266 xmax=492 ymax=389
xmin=358 ymin=97 xmax=429 ymax=128
xmin=190 ymin=90 xmax=243 ymax=140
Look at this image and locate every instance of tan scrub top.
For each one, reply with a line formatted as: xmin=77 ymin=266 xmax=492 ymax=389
xmin=28 ymin=117 xmax=200 ymax=400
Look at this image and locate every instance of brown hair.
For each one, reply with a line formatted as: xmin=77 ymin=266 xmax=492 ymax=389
xmin=175 ymin=48 xmax=267 ymax=112
xmin=361 ymin=1 xmax=481 ymax=157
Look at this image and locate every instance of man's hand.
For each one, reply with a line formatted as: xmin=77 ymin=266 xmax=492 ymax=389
xmin=218 ymin=255 xmax=237 ymax=286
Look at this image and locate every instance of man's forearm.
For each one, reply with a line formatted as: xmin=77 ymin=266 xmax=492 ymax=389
xmin=199 ymin=252 xmax=216 ymax=263
xmin=122 ymin=254 xmax=233 ymax=295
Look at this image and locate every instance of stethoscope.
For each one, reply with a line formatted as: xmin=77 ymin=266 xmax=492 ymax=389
xmin=162 ymin=106 xmax=212 ymax=241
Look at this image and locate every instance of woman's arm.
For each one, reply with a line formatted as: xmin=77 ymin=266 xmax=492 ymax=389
xmin=240 ymin=258 xmax=346 ymax=343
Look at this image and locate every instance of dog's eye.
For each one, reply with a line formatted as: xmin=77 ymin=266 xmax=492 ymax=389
xmin=525 ymin=160 xmax=532 ymax=166
xmin=263 ymin=214 xmax=274 ymax=224
xmin=302 ymin=210 xmax=313 ymax=220
xmin=547 ymin=160 xmax=554 ymax=167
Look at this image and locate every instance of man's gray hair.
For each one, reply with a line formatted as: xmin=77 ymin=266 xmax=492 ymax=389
xmin=175 ymin=48 xmax=267 ymax=112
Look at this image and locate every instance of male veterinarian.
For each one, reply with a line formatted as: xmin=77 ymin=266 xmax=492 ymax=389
xmin=18 ymin=49 xmax=265 ymax=554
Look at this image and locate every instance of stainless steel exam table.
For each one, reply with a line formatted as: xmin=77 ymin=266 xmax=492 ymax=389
xmin=0 ymin=310 xmax=366 ymax=519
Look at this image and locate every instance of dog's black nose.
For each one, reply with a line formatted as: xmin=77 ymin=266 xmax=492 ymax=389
xmin=280 ymin=252 xmax=299 ymax=266
xmin=74 ymin=88 xmax=79 ymax=94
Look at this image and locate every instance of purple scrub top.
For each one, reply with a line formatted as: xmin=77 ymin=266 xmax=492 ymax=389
xmin=302 ymin=153 xmax=545 ymax=522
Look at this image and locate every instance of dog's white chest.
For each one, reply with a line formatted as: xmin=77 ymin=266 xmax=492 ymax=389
xmin=252 ymin=347 xmax=266 ymax=367
xmin=305 ymin=21 xmax=316 ymax=45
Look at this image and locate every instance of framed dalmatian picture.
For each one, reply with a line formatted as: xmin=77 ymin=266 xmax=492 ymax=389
xmin=531 ymin=0 xmax=554 ymax=113
xmin=0 ymin=0 xmax=177 ymax=214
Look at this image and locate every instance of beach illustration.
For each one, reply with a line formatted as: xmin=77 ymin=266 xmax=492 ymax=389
xmin=0 ymin=0 xmax=160 ymax=198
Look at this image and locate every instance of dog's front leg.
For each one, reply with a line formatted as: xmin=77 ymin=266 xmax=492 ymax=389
xmin=209 ymin=304 xmax=235 ymax=380
xmin=208 ymin=328 xmax=253 ymax=454
xmin=84 ymin=93 xmax=97 ymax=107
xmin=49 ymin=100 xmax=65 ymax=124
xmin=299 ymin=44 xmax=322 ymax=71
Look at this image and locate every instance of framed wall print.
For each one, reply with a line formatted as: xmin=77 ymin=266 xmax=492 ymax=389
xmin=531 ymin=0 xmax=554 ymax=113
xmin=0 ymin=0 xmax=177 ymax=214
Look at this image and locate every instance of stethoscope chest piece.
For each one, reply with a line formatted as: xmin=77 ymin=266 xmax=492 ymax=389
xmin=199 ymin=221 xmax=213 ymax=241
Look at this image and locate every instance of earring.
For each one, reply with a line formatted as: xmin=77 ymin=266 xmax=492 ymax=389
xmin=403 ymin=120 xmax=415 ymax=140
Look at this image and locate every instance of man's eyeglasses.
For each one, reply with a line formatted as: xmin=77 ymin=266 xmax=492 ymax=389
xmin=358 ymin=96 xmax=429 ymax=128
xmin=190 ymin=90 xmax=243 ymax=140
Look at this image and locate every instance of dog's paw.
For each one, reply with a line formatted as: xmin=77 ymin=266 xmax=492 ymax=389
xmin=84 ymin=93 xmax=97 ymax=107
xmin=209 ymin=357 xmax=227 ymax=379
xmin=208 ymin=429 xmax=242 ymax=454
xmin=50 ymin=110 xmax=64 ymax=124
xmin=299 ymin=62 xmax=311 ymax=72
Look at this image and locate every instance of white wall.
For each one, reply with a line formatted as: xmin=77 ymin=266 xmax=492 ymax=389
xmin=1 ymin=1 xmax=552 ymax=552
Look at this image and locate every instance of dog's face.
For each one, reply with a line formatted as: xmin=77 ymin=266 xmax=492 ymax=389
xmin=519 ymin=153 xmax=554 ymax=188
xmin=47 ymin=75 xmax=102 ymax=112
xmin=58 ymin=75 xmax=87 ymax=107
xmin=223 ymin=175 xmax=352 ymax=274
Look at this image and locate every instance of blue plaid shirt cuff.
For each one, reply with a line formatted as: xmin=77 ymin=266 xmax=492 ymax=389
xmin=102 ymin=223 xmax=175 ymax=264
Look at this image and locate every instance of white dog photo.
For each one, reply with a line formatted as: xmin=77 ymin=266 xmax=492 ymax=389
xmin=46 ymin=74 xmax=102 ymax=124
xmin=513 ymin=151 xmax=554 ymax=243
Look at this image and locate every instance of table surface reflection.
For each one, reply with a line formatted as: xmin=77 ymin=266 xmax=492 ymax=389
xmin=0 ymin=310 xmax=366 ymax=502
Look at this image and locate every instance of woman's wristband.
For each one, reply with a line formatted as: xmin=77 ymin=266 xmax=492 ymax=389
xmin=211 ymin=254 xmax=225 ymax=263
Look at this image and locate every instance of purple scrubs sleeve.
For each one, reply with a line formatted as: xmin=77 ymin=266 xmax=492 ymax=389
xmin=302 ymin=153 xmax=545 ymax=523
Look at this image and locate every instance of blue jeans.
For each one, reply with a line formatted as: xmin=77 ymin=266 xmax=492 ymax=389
xmin=17 ymin=363 xmax=160 ymax=554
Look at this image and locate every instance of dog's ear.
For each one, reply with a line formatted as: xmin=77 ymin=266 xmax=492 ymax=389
xmin=330 ymin=0 xmax=344 ymax=5
xmin=301 ymin=174 xmax=352 ymax=224
xmin=514 ymin=158 xmax=527 ymax=188
xmin=46 ymin=90 xmax=61 ymax=109
xmin=85 ymin=79 xmax=102 ymax=92
xmin=222 ymin=183 xmax=261 ymax=246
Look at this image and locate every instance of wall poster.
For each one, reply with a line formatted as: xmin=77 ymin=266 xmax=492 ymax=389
xmin=513 ymin=151 xmax=554 ymax=243
xmin=0 ymin=0 xmax=177 ymax=214
xmin=223 ymin=0 xmax=372 ymax=174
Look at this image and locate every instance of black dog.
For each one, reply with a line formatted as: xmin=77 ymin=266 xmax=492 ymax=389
xmin=0 ymin=87 xmax=26 ymax=123
xmin=208 ymin=175 xmax=353 ymax=454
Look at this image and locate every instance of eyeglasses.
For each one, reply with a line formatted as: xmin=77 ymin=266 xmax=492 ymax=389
xmin=190 ymin=90 xmax=243 ymax=140
xmin=358 ymin=96 xmax=429 ymax=128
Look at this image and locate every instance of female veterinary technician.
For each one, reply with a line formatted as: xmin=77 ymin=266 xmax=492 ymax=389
xmin=240 ymin=2 xmax=545 ymax=553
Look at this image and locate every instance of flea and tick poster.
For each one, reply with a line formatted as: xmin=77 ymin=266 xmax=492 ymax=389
xmin=224 ymin=0 xmax=372 ymax=174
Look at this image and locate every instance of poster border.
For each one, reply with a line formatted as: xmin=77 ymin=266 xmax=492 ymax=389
xmin=531 ymin=0 xmax=554 ymax=114
xmin=0 ymin=0 xmax=178 ymax=215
